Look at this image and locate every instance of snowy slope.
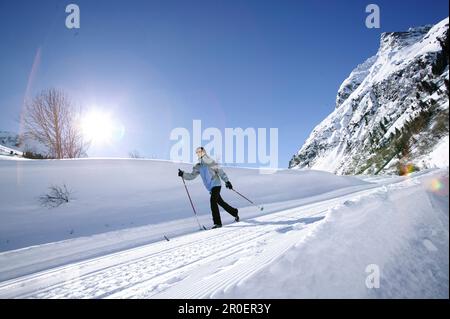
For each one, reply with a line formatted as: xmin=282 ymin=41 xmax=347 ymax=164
xmin=0 ymin=144 xmax=23 ymax=157
xmin=290 ymin=17 xmax=449 ymax=175
xmin=0 ymin=131 xmax=48 ymax=157
xmin=0 ymin=132 xmax=23 ymax=157
xmin=219 ymin=170 xmax=449 ymax=298
xmin=0 ymin=161 xmax=447 ymax=298
xmin=0 ymin=157 xmax=374 ymax=281
xmin=0 ymin=131 xmax=21 ymax=150
xmin=416 ymin=135 xmax=449 ymax=168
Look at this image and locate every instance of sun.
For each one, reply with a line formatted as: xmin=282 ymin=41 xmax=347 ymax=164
xmin=81 ymin=110 xmax=115 ymax=144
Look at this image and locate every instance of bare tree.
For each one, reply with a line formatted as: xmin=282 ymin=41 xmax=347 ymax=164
xmin=23 ymin=88 xmax=89 ymax=159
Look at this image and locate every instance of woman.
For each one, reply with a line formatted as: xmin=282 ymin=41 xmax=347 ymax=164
xmin=178 ymin=147 xmax=239 ymax=229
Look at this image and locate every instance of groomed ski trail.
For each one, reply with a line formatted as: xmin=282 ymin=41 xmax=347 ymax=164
xmin=0 ymin=172 xmax=438 ymax=299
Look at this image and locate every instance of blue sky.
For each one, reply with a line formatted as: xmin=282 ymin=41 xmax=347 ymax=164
xmin=0 ymin=0 xmax=448 ymax=167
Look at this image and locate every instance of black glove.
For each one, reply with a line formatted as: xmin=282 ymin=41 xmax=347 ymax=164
xmin=178 ymin=169 xmax=184 ymax=177
xmin=225 ymin=181 xmax=233 ymax=189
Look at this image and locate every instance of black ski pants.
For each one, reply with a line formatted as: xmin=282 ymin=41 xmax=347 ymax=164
xmin=210 ymin=186 xmax=237 ymax=225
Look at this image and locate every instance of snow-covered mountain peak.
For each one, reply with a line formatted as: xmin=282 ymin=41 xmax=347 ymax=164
xmin=336 ymin=19 xmax=447 ymax=111
xmin=379 ymin=25 xmax=432 ymax=53
xmin=291 ymin=17 xmax=449 ymax=175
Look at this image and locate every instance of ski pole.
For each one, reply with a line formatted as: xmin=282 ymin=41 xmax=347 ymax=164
xmin=231 ymin=189 xmax=264 ymax=211
xmin=181 ymin=177 xmax=207 ymax=230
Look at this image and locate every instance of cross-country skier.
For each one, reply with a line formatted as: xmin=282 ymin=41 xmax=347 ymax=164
xmin=178 ymin=147 xmax=239 ymax=229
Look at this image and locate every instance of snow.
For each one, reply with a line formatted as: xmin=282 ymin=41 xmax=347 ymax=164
xmin=291 ymin=17 xmax=449 ymax=175
xmin=417 ymin=135 xmax=449 ymax=168
xmin=346 ymin=19 xmax=447 ymax=115
xmin=0 ymin=131 xmax=47 ymax=156
xmin=0 ymin=158 xmax=448 ymax=298
xmin=336 ymin=56 xmax=377 ymax=109
xmin=0 ymin=155 xmax=29 ymax=161
xmin=0 ymin=144 xmax=23 ymax=157
xmin=218 ymin=172 xmax=449 ymax=298
xmin=0 ymin=132 xmax=21 ymax=149
xmin=308 ymin=143 xmax=346 ymax=173
xmin=0 ymin=158 xmax=366 ymax=254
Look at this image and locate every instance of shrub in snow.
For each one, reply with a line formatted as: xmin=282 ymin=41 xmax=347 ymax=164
xmin=39 ymin=184 xmax=73 ymax=208
xmin=23 ymin=151 xmax=48 ymax=159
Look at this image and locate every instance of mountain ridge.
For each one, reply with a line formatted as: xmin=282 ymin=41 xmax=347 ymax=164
xmin=290 ymin=17 xmax=449 ymax=175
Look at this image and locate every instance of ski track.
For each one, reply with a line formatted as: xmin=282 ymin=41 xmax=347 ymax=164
xmin=0 ymin=175 xmax=429 ymax=299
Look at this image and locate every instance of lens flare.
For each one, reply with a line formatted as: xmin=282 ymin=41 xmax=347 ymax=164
xmin=432 ymin=179 xmax=443 ymax=191
xmin=399 ymin=163 xmax=417 ymax=176
xmin=425 ymin=176 xmax=449 ymax=196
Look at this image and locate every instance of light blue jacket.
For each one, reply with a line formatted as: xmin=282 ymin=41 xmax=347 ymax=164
xmin=183 ymin=155 xmax=230 ymax=192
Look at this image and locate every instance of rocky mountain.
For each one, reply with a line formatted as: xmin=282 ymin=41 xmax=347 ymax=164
xmin=0 ymin=131 xmax=21 ymax=149
xmin=0 ymin=131 xmax=23 ymax=157
xmin=289 ymin=17 xmax=449 ymax=175
xmin=0 ymin=131 xmax=47 ymax=158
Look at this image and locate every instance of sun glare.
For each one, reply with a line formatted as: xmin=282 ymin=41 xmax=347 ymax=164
xmin=81 ymin=110 xmax=115 ymax=144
